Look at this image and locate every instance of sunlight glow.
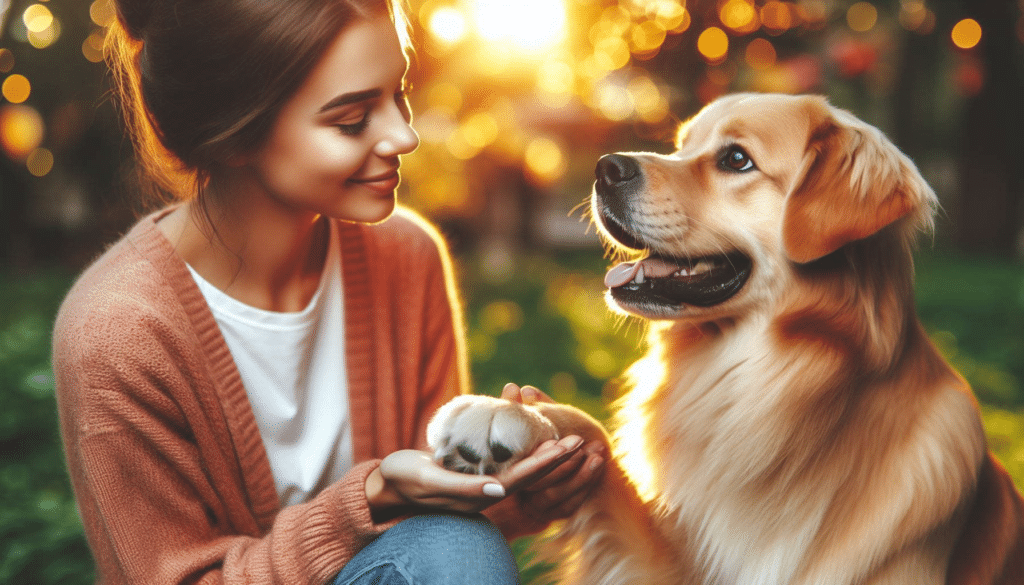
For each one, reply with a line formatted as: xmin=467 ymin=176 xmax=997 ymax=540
xmin=470 ymin=0 xmax=567 ymax=52
xmin=615 ymin=354 xmax=668 ymax=503
xmin=428 ymin=6 xmax=468 ymax=45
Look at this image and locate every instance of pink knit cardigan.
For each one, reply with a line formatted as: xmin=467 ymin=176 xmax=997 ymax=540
xmin=53 ymin=207 xmax=542 ymax=584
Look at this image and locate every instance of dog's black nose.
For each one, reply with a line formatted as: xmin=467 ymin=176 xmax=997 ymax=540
xmin=596 ymin=154 xmax=640 ymax=187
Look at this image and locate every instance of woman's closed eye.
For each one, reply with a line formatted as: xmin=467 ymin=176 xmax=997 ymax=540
xmin=335 ymin=97 xmax=408 ymax=137
xmin=335 ymin=109 xmax=371 ymax=136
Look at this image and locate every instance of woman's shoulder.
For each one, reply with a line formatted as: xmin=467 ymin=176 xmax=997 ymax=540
xmin=54 ymin=212 xmax=197 ymax=366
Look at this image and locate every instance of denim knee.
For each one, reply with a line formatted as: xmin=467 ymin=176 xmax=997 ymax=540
xmin=331 ymin=513 xmax=519 ymax=585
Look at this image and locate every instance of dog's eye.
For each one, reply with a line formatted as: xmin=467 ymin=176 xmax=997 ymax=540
xmin=720 ymin=146 xmax=756 ymax=172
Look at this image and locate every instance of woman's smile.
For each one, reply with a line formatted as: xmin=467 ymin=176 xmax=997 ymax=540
xmin=348 ymin=166 xmax=402 ymax=193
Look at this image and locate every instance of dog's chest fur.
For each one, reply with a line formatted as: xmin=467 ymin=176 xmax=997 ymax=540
xmin=614 ymin=318 xmax=984 ymax=585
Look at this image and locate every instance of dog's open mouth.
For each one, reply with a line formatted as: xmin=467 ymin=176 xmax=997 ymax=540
xmin=598 ymin=212 xmax=752 ymax=310
xmin=604 ymin=252 xmax=752 ymax=308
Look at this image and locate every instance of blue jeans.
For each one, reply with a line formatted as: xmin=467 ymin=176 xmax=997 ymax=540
xmin=329 ymin=513 xmax=520 ymax=585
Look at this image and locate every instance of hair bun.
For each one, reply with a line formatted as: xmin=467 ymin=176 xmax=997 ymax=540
xmin=115 ymin=0 xmax=156 ymax=40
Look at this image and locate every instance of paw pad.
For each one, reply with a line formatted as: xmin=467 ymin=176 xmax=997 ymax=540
xmin=427 ymin=395 xmax=558 ymax=475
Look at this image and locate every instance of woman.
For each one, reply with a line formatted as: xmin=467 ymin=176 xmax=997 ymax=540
xmin=52 ymin=1 xmax=606 ymax=583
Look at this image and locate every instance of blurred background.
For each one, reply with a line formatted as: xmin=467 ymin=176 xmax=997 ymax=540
xmin=1 ymin=0 xmax=1023 ymax=581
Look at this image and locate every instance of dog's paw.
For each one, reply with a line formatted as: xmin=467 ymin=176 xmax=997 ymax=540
xmin=427 ymin=395 xmax=559 ymax=475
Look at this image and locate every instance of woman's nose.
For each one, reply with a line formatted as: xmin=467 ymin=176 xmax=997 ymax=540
xmin=374 ymin=104 xmax=419 ymax=158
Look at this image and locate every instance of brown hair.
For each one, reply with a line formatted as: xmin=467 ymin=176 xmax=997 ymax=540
xmin=106 ymin=0 xmax=410 ymax=207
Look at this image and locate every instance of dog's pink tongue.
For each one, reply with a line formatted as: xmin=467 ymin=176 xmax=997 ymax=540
xmin=604 ymin=258 xmax=683 ymax=288
xmin=604 ymin=262 xmax=641 ymax=288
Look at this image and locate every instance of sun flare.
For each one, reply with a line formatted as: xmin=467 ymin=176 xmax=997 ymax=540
xmin=469 ymin=0 xmax=567 ymax=52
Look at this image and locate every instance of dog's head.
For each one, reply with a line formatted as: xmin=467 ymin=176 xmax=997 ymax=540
xmin=593 ymin=93 xmax=937 ymax=321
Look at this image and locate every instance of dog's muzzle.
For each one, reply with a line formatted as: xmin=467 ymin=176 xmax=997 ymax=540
xmin=592 ymin=153 xmax=753 ymax=314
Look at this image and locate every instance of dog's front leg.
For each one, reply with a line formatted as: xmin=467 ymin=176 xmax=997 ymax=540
xmin=532 ymin=403 xmax=696 ymax=585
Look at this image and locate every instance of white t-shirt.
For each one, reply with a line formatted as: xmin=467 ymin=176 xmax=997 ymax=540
xmin=187 ymin=222 xmax=353 ymax=507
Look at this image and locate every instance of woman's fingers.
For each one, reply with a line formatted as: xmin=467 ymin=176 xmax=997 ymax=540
xmin=519 ymin=385 xmax=555 ymax=405
xmin=497 ymin=435 xmax=584 ymax=492
xmin=523 ymin=449 xmax=587 ymax=492
xmin=499 ymin=383 xmax=555 ymax=405
xmin=377 ymin=450 xmax=506 ymax=512
xmin=518 ymin=448 xmax=606 ymax=519
xmin=500 ymin=382 xmax=523 ymax=402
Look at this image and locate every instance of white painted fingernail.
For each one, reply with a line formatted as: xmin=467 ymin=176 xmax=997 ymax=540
xmin=483 ymin=483 xmax=506 ymax=498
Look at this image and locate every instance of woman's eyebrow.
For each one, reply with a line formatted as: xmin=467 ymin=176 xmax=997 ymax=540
xmin=318 ymin=88 xmax=382 ymax=113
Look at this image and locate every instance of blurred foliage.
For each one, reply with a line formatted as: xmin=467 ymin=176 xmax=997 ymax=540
xmin=0 ymin=271 xmax=92 ymax=583
xmin=2 ymin=248 xmax=1023 ymax=582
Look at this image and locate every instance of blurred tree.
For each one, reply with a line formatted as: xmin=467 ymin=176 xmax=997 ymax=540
xmin=952 ymin=0 xmax=1024 ymax=255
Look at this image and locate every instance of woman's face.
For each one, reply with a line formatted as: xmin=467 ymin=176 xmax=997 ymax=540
xmin=243 ymin=14 xmax=419 ymax=223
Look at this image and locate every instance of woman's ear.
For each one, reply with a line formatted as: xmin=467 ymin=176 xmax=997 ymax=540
xmin=782 ymin=101 xmax=933 ymax=264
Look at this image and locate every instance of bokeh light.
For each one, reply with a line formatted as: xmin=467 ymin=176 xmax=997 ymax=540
xmin=899 ymin=1 xmax=935 ymax=34
xmin=761 ymin=1 xmax=795 ymax=34
xmin=846 ymin=2 xmax=878 ymax=33
xmin=82 ymin=31 xmax=106 ymax=63
xmin=2 ymin=74 xmax=32 ymax=104
xmin=0 ymin=49 xmax=15 ymax=73
xmin=745 ymin=38 xmax=777 ymax=70
xmin=26 ymin=147 xmax=54 ymax=177
xmin=595 ymin=81 xmax=633 ymax=121
xmin=460 ymin=111 xmax=500 ymax=150
xmin=426 ymin=82 xmax=463 ymax=115
xmin=627 ymin=75 xmax=669 ymax=123
xmin=720 ymin=0 xmax=759 ymax=34
xmin=28 ymin=19 xmax=61 ymax=49
xmin=479 ymin=299 xmax=524 ymax=335
xmin=630 ymin=20 xmax=667 ymax=56
xmin=0 ymin=104 xmax=45 ymax=161
xmin=698 ymin=26 xmax=730 ymax=62
xmin=537 ymin=60 xmax=575 ymax=108
xmin=23 ymin=4 xmax=53 ymax=33
xmin=951 ymin=18 xmax=982 ymax=49
xmin=524 ymin=137 xmax=567 ymax=185
xmin=90 ymin=0 xmax=117 ymax=28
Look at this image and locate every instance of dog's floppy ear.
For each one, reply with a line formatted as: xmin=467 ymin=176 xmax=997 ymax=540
xmin=782 ymin=97 xmax=934 ymax=263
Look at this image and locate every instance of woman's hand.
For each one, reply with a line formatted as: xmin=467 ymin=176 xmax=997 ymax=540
xmin=365 ymin=433 xmax=587 ymax=515
xmin=498 ymin=383 xmax=607 ymax=522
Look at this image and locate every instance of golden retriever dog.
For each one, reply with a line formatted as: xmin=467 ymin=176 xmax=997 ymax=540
xmin=429 ymin=93 xmax=1024 ymax=584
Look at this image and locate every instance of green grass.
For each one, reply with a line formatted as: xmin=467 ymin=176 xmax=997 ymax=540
xmin=2 ymin=249 xmax=1023 ymax=583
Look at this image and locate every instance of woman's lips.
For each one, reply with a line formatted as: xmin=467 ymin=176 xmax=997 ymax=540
xmin=348 ymin=169 xmax=400 ymax=192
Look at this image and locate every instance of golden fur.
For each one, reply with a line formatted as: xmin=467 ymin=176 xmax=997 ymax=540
xmin=433 ymin=93 xmax=1024 ymax=583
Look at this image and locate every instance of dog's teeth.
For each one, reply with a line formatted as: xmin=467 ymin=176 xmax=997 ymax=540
xmin=634 ymin=265 xmax=645 ymax=284
xmin=691 ymin=261 xmax=713 ymax=275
